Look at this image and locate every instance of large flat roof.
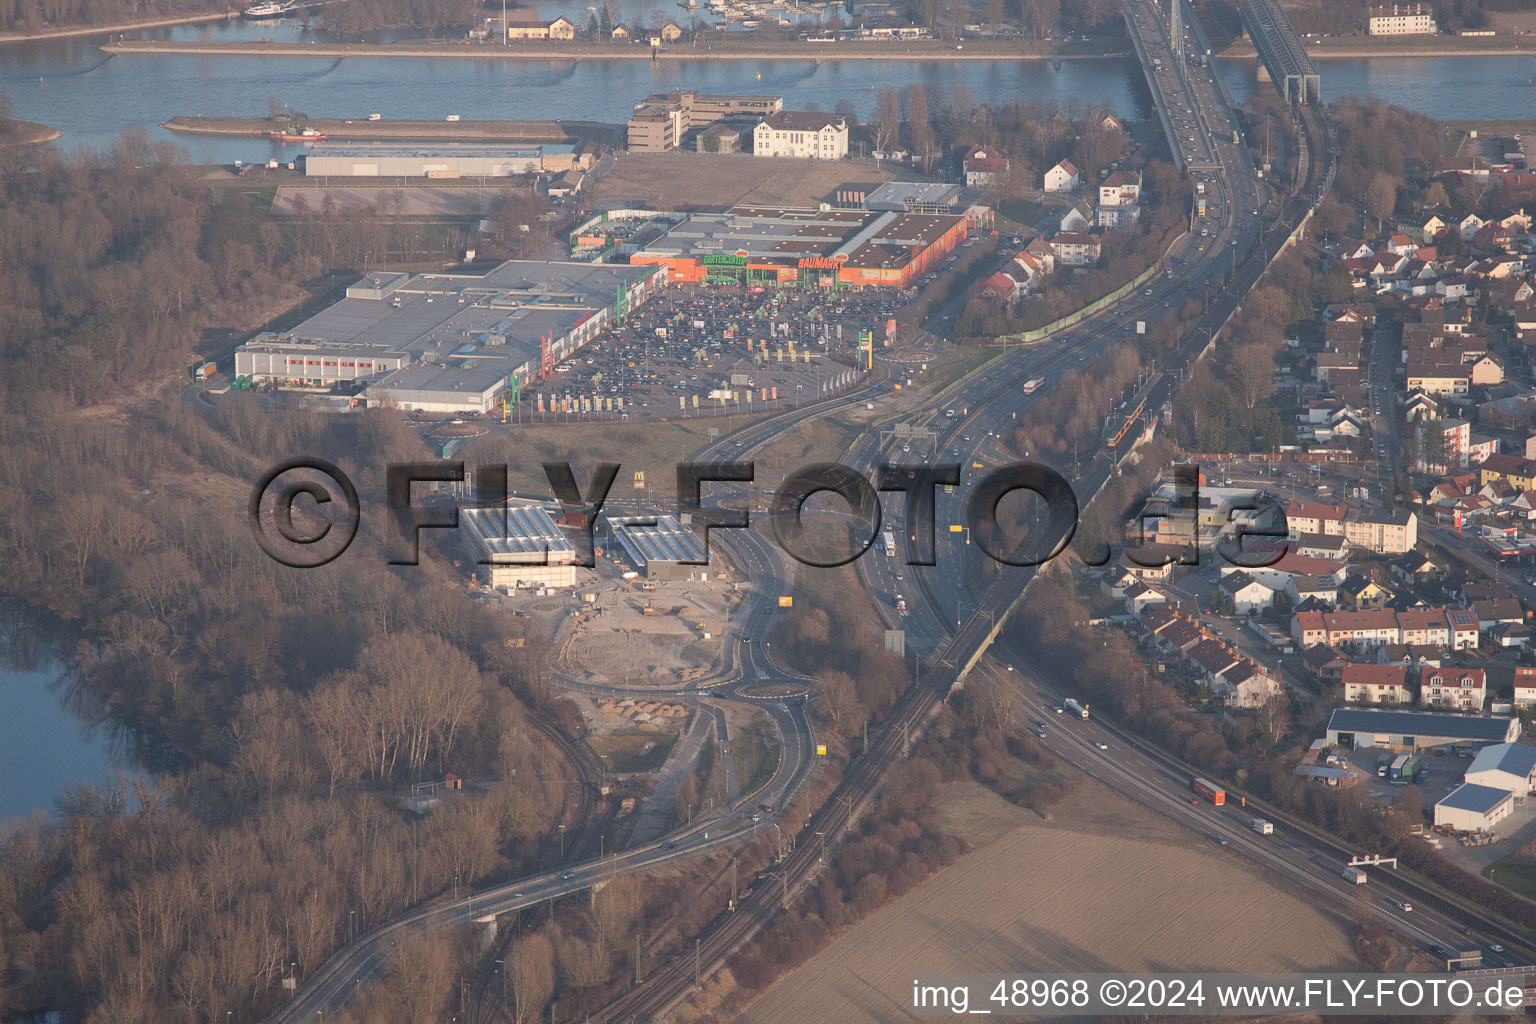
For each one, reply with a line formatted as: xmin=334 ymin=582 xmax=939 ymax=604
xmin=1438 ymin=782 xmax=1513 ymax=815
xmin=262 ymin=260 xmax=653 ymax=386
xmin=609 ymin=514 xmax=709 ymax=566
xmin=307 ymin=143 xmax=543 ymax=160
xmin=1327 ymin=708 xmax=1517 ymax=743
xmin=1468 ymin=741 xmax=1536 ymax=779
xmin=634 ymin=205 xmax=962 ymax=270
xmin=461 ymin=504 xmax=576 ymax=563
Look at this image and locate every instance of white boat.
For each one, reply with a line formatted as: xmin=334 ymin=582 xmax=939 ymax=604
xmin=243 ymin=1 xmax=288 ymax=18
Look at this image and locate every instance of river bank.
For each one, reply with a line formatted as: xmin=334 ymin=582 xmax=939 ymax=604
xmin=165 ymin=113 xmax=620 ymax=143
xmin=0 ymin=119 xmax=62 ymax=147
xmin=1216 ymin=35 xmax=1535 ymax=60
xmin=0 ymin=10 xmax=231 ymax=44
xmin=101 ymin=36 xmax=1132 ymax=60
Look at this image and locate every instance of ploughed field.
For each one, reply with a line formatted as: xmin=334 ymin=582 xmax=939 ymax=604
xmin=734 ymin=779 xmax=1358 ymax=1024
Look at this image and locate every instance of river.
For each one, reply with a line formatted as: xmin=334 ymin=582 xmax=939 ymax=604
xmin=3 ymin=15 xmax=1530 ymax=163
xmin=0 ymin=603 xmax=140 ymax=825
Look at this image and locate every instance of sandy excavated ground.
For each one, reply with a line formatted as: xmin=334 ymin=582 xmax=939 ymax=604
xmin=593 ymin=153 xmax=901 ymax=210
xmin=734 ymin=780 xmax=1359 ymax=1024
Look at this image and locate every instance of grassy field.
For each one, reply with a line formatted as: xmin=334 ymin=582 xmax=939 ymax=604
xmin=734 ymin=778 xmax=1360 ymax=1024
xmin=586 ymin=729 xmax=680 ymax=773
xmin=1483 ymin=858 xmax=1536 ymax=901
xmin=731 ymin=720 xmax=781 ymax=799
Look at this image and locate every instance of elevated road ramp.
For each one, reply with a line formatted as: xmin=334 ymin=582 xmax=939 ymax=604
xmin=1242 ymin=0 xmax=1320 ymax=105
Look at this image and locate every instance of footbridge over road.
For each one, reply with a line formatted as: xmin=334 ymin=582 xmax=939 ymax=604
xmin=1242 ymin=0 xmax=1321 ymax=105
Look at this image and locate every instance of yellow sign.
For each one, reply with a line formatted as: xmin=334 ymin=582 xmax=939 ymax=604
xmin=633 ymin=471 xmax=645 ymax=490
xmin=949 ymin=524 xmax=964 ymax=533
xmin=816 ymin=744 xmax=827 ymax=756
xmin=778 ymin=596 xmax=793 ymax=607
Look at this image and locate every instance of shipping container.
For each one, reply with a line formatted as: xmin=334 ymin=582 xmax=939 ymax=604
xmin=1192 ymin=778 xmax=1225 ymax=805
xmin=1389 ymin=752 xmax=1411 ymax=782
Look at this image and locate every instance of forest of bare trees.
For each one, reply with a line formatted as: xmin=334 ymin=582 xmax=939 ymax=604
xmin=0 ymin=133 xmax=586 ymax=1021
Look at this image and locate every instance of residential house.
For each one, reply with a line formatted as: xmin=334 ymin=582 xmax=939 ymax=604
xmin=1043 ymin=159 xmax=1080 ymax=193
xmin=1342 ymin=663 xmax=1414 ymax=705
xmin=1220 ymin=571 xmax=1273 ymax=615
xmin=1343 ymin=509 xmax=1419 ymax=554
xmin=1220 ymin=661 xmax=1284 ymax=709
xmin=1513 ymin=666 xmax=1536 ymax=710
xmin=753 ymin=111 xmax=849 ymax=159
xmin=1049 ymin=231 xmax=1101 ymax=268
xmin=1480 ymin=453 xmax=1536 ymax=491
xmin=964 ymin=145 xmax=1009 ymax=188
xmin=1420 ymin=667 xmax=1487 ymax=711
xmin=1286 ymin=502 xmax=1348 ymax=538
xmin=1123 ymin=582 xmax=1168 ymax=616
xmin=1302 ymin=644 xmax=1349 ymax=684
xmin=1287 ymin=575 xmax=1340 ymax=608
xmin=1340 ymin=574 xmax=1393 ymax=610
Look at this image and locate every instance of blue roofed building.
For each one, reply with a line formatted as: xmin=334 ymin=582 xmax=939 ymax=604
xmin=1465 ymin=742 xmax=1536 ymax=797
xmin=1434 ymin=782 xmax=1514 ymax=832
xmin=1325 ymin=708 xmax=1520 ymax=752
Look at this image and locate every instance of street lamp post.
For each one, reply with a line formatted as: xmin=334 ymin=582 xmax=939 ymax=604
xmin=557 ymin=823 xmax=566 ymax=860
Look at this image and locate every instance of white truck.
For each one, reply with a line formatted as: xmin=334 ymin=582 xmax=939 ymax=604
xmin=1343 ymin=867 xmax=1367 ymax=885
xmin=1249 ymin=818 xmax=1273 ymax=835
xmin=1022 ymin=377 xmax=1045 ymax=394
xmin=883 ymin=531 xmax=897 ymax=557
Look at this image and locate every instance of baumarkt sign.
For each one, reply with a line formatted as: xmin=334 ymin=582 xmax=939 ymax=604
xmin=702 ymin=254 xmax=747 ymax=267
xmin=797 ymin=256 xmax=841 ymax=269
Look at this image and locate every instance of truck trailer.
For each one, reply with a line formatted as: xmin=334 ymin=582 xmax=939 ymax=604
xmin=1343 ymin=866 xmax=1367 ymax=885
xmin=1250 ymin=818 xmax=1273 ymax=835
xmin=883 ymin=531 xmax=897 ymax=557
xmin=1192 ymin=778 xmax=1225 ymax=805
xmin=1064 ymin=698 xmax=1089 ymax=719
xmin=1022 ymin=377 xmax=1045 ymax=394
xmin=194 ymin=361 xmax=217 ymax=381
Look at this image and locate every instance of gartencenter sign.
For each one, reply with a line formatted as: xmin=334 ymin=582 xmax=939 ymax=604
xmin=702 ymin=254 xmax=747 ymax=266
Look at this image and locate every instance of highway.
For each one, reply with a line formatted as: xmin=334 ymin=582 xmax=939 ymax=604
xmin=266 ymin=0 xmax=1486 ymax=1019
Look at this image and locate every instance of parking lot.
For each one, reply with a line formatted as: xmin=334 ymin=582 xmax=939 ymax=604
xmin=517 ymin=282 xmax=912 ymax=422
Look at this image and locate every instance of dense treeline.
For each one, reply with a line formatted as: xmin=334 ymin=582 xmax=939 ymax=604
xmin=772 ymin=566 xmax=909 ymax=739
xmin=0 ymin=0 xmax=217 ymax=32
xmin=0 ymin=138 xmax=575 ymax=1022
xmin=0 ymin=126 xmax=471 ymax=404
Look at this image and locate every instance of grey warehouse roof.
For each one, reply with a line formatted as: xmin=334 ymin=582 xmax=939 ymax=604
xmin=609 ymin=515 xmax=708 ymax=566
xmin=1468 ymin=742 xmax=1536 ymax=779
xmin=1438 ymin=782 xmax=1514 ymax=814
xmin=1326 ymin=708 xmax=1516 ymax=743
xmin=461 ymin=504 xmax=576 ymax=563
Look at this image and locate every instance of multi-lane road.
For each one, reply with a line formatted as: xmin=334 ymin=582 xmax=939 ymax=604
xmin=263 ymin=1 xmax=1528 ymax=1019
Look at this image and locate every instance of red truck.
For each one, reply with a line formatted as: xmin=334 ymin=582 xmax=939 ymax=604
xmin=1191 ymin=777 xmax=1225 ymax=806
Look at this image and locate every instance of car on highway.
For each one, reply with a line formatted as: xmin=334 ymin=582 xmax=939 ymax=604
xmin=1214 ymin=835 xmax=1228 ymax=846
xmin=741 ymin=636 xmax=751 ymax=643
xmin=1034 ymin=729 xmax=1047 ymax=738
xmin=1095 ymin=741 xmax=1108 ymax=750
xmin=561 ymin=871 xmax=575 ymax=880
xmin=1491 ymin=944 xmax=1506 ymax=953
xmin=1188 ymin=796 xmax=1200 ymax=805
xmin=661 ymin=841 xmax=678 ymax=851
